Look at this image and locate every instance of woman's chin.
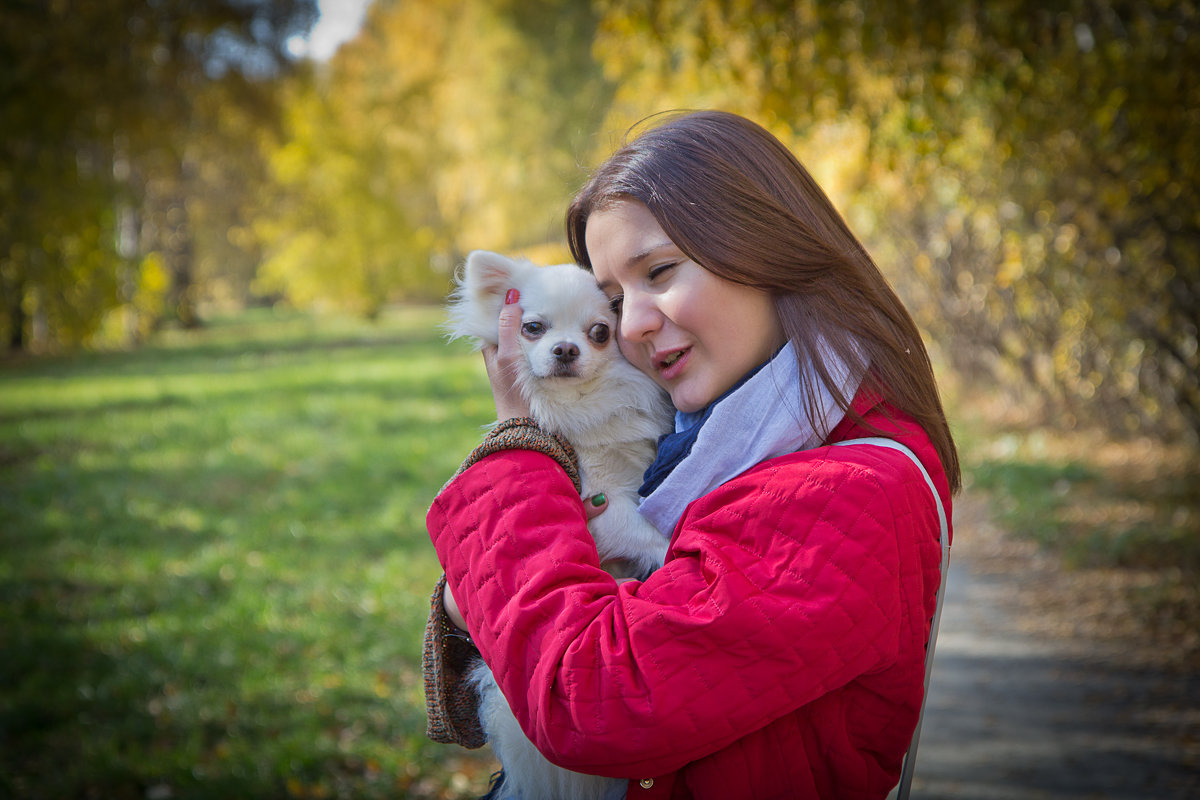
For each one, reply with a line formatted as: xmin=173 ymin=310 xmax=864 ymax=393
xmin=668 ymin=389 xmax=708 ymax=415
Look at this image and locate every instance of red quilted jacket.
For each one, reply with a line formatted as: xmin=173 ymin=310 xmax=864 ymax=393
xmin=427 ymin=392 xmax=953 ymax=799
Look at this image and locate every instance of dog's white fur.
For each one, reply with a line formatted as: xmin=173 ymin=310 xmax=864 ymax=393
xmin=445 ymin=250 xmax=673 ymax=800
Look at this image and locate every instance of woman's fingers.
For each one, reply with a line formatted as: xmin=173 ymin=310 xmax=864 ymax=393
xmin=584 ymin=492 xmax=607 ymax=520
xmin=482 ymin=290 xmax=531 ymax=421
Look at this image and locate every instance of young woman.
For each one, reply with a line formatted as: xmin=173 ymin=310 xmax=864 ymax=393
xmin=427 ymin=110 xmax=959 ymax=798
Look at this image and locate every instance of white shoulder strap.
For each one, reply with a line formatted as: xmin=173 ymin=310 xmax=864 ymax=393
xmin=832 ymin=437 xmax=950 ymax=800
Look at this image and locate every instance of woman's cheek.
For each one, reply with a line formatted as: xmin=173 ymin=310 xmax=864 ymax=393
xmin=617 ymin=335 xmax=656 ymax=381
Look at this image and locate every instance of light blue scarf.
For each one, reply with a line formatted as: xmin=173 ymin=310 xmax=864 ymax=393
xmin=637 ymin=340 xmax=861 ymax=536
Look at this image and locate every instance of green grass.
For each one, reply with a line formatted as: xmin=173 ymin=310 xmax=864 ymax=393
xmin=0 ymin=307 xmax=499 ymax=799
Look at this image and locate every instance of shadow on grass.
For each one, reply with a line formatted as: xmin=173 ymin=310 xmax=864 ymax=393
xmin=0 ymin=306 xmax=458 ymax=384
xmin=0 ymin=573 xmax=427 ymax=799
xmin=0 ymin=341 xmax=481 ymax=428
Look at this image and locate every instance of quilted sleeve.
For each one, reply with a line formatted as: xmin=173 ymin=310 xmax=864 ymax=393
xmin=427 ymin=446 xmax=923 ymax=778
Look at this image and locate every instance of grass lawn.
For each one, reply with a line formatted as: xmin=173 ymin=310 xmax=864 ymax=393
xmin=3 ymin=307 xmax=1196 ymax=798
xmin=1 ymin=307 xmax=500 ymax=799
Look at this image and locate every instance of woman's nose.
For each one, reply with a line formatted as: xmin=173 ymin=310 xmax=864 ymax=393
xmin=618 ymin=291 xmax=661 ymax=344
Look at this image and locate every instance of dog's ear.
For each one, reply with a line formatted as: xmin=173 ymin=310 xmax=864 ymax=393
xmin=463 ymin=250 xmax=517 ymax=298
xmin=444 ymin=250 xmax=519 ymax=346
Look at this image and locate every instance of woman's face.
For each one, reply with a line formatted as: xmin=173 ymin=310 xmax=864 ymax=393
xmin=587 ymin=199 xmax=785 ymax=414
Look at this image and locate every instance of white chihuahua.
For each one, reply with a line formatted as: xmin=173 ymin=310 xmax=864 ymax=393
xmin=444 ymin=250 xmax=673 ymax=800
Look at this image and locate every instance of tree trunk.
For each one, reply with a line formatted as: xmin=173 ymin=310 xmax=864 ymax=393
xmin=7 ymin=281 xmax=26 ymax=352
xmin=162 ymin=182 xmax=200 ymax=330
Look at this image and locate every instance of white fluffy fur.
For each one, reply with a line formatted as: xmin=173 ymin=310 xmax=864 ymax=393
xmin=445 ymin=250 xmax=673 ymax=800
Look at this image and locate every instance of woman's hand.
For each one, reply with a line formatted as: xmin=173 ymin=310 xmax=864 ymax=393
xmin=443 ymin=582 xmax=468 ymax=631
xmin=584 ymin=494 xmax=633 ymax=585
xmin=482 ymin=289 xmax=532 ymax=422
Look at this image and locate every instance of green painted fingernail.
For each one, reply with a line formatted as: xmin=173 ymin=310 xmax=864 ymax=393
xmin=591 ymin=493 xmax=606 ymax=507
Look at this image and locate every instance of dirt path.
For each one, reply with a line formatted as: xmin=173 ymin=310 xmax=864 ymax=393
xmin=906 ymin=494 xmax=1200 ymax=799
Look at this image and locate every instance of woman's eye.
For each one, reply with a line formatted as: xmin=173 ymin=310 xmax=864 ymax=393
xmin=608 ymin=296 xmax=623 ymax=315
xmin=648 ymin=262 xmax=676 ymax=281
xmin=589 ymin=323 xmax=610 ymax=344
xmin=521 ymin=321 xmax=545 ymax=337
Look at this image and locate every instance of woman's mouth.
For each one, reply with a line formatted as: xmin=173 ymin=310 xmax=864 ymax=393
xmin=656 ymin=347 xmax=689 ymax=379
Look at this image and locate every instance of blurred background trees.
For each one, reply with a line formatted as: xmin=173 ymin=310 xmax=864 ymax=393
xmin=1 ymin=0 xmax=318 ymax=346
xmin=3 ymin=0 xmax=1197 ymax=444
xmin=251 ymin=0 xmax=608 ymax=315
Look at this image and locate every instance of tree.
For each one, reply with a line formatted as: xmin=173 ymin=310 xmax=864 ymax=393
xmin=0 ymin=0 xmax=317 ymax=350
xmin=255 ymin=0 xmax=610 ymax=316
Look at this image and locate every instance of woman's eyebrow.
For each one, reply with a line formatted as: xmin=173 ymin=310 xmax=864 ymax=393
xmin=626 ymin=241 xmax=677 ymax=269
xmin=595 ymin=241 xmax=679 ymax=294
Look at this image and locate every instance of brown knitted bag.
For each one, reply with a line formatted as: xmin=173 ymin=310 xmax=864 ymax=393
xmin=422 ymin=575 xmax=486 ymax=747
xmin=423 ymin=418 xmax=581 ymax=747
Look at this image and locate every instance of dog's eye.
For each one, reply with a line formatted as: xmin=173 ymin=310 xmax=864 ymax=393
xmin=521 ymin=321 xmax=546 ymax=338
xmin=588 ymin=323 xmax=610 ymax=345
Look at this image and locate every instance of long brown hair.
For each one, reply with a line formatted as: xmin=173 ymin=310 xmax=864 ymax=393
xmin=567 ymin=110 xmax=960 ymax=493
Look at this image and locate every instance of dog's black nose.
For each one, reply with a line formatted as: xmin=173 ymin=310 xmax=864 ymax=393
xmin=552 ymin=342 xmax=579 ymax=363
